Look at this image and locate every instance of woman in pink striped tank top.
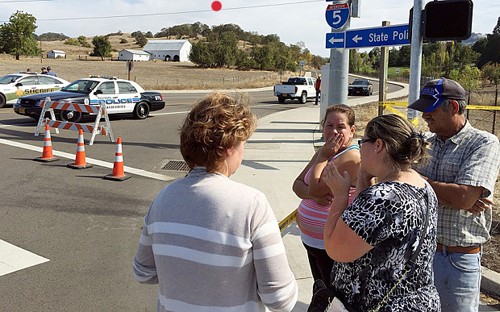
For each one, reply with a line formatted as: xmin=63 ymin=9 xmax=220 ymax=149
xmin=293 ymin=104 xmax=360 ymax=304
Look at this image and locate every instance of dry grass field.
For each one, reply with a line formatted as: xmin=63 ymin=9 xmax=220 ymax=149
xmin=0 ymin=34 xmax=285 ymax=90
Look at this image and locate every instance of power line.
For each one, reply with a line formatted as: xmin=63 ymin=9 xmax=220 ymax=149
xmin=30 ymin=0 xmax=323 ymax=22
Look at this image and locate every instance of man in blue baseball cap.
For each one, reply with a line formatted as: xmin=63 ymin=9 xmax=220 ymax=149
xmin=410 ymin=77 xmax=500 ymax=312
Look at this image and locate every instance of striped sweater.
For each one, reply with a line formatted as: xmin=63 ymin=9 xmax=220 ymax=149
xmin=133 ymin=167 xmax=298 ymax=312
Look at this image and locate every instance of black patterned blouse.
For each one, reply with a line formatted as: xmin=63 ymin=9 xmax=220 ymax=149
xmin=331 ymin=181 xmax=441 ymax=311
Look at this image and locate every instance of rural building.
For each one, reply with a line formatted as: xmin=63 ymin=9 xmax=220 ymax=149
xmin=143 ymin=40 xmax=192 ymax=62
xmin=47 ymin=50 xmax=66 ymax=59
xmin=118 ymin=49 xmax=150 ymax=61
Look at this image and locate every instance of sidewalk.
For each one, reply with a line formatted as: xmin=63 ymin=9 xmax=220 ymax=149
xmin=231 ymin=96 xmax=500 ymax=310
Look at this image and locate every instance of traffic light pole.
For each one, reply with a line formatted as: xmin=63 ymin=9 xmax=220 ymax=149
xmin=408 ymin=0 xmax=424 ymax=121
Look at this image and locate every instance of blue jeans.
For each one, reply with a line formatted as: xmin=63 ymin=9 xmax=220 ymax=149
xmin=433 ymin=247 xmax=481 ymax=312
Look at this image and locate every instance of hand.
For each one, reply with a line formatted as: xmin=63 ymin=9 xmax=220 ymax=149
xmin=311 ymin=194 xmax=333 ymax=206
xmin=320 ymin=133 xmax=344 ymax=159
xmin=467 ymin=198 xmax=494 ymax=215
xmin=322 ymin=161 xmax=351 ymax=197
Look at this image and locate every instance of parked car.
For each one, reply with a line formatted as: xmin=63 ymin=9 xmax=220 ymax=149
xmin=273 ymin=76 xmax=316 ymax=104
xmin=0 ymin=72 xmax=69 ymax=108
xmin=13 ymin=76 xmax=165 ymax=122
xmin=348 ymin=78 xmax=373 ymax=96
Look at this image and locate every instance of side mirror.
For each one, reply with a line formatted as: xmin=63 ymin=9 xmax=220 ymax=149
xmin=94 ymin=90 xmax=103 ymax=95
xmin=15 ymin=83 xmax=22 ymax=87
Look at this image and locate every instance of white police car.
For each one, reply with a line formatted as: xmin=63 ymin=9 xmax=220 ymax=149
xmin=14 ymin=76 xmax=165 ymax=122
xmin=0 ymin=72 xmax=69 ymax=108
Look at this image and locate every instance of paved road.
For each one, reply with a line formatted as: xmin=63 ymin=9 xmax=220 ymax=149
xmin=0 ymin=81 xmax=411 ymax=311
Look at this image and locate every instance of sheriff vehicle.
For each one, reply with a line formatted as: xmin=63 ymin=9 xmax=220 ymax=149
xmin=14 ymin=76 xmax=165 ymax=122
xmin=0 ymin=72 xmax=69 ymax=108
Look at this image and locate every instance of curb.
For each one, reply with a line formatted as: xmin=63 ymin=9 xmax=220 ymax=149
xmin=481 ymin=266 xmax=500 ymax=297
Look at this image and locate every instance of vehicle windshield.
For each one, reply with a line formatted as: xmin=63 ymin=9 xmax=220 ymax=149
xmin=287 ymin=77 xmax=307 ymax=85
xmin=61 ymin=80 xmax=100 ymax=93
xmin=352 ymin=80 xmax=369 ymax=85
xmin=0 ymin=75 xmax=21 ymax=85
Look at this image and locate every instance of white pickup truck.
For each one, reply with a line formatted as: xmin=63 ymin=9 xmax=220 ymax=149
xmin=273 ymin=76 xmax=317 ymax=104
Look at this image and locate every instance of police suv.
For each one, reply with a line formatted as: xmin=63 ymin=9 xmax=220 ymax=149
xmin=0 ymin=72 xmax=69 ymax=108
xmin=14 ymin=76 xmax=165 ymax=122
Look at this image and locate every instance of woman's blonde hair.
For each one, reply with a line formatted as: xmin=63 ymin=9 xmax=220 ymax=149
xmin=180 ymin=92 xmax=257 ymax=173
xmin=365 ymin=114 xmax=428 ymax=168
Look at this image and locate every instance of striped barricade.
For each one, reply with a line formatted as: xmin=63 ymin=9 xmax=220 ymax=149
xmin=35 ymin=97 xmax=114 ymax=145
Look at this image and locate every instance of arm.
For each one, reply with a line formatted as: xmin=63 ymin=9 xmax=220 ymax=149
xmin=292 ymin=150 xmax=332 ymax=206
xmin=309 ymin=133 xmax=344 ymax=197
xmin=422 ymin=177 xmax=484 ymax=212
xmin=322 ymin=162 xmax=373 ymax=263
xmin=253 ymin=197 xmax=298 ymax=312
xmin=133 ymin=223 xmax=158 ymax=284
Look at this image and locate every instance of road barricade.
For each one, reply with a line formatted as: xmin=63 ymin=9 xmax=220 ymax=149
xmin=35 ymin=97 xmax=114 ymax=145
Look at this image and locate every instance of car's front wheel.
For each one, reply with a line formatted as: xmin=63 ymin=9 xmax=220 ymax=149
xmin=0 ymin=94 xmax=6 ymax=108
xmin=60 ymin=110 xmax=83 ymax=123
xmin=133 ymin=102 xmax=150 ymax=119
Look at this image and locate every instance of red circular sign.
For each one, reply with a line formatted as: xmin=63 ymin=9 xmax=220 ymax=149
xmin=211 ymin=1 xmax=222 ymax=11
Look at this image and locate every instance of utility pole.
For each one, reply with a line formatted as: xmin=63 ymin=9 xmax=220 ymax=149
xmin=408 ymin=0 xmax=424 ymax=121
xmin=378 ymin=21 xmax=390 ymax=116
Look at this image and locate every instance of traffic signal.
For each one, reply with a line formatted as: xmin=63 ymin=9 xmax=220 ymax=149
xmin=423 ymin=0 xmax=473 ymax=41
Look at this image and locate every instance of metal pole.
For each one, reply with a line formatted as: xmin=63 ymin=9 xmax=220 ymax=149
xmin=328 ymin=13 xmax=350 ymax=107
xmin=408 ymin=0 xmax=424 ymax=121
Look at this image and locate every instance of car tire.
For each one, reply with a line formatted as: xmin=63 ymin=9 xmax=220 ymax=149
xmin=299 ymin=92 xmax=307 ymax=104
xmin=133 ymin=102 xmax=150 ymax=119
xmin=278 ymin=96 xmax=285 ymax=104
xmin=0 ymin=94 xmax=6 ymax=108
xmin=60 ymin=110 xmax=83 ymax=123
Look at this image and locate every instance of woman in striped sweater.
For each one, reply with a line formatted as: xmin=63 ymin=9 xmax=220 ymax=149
xmin=134 ymin=92 xmax=298 ymax=312
xmin=293 ymin=104 xmax=360 ymax=303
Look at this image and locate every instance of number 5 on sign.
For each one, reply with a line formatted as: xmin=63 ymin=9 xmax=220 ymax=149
xmin=325 ymin=3 xmax=350 ymax=30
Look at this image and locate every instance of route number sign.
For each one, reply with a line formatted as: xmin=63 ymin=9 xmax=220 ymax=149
xmin=325 ymin=3 xmax=350 ymax=30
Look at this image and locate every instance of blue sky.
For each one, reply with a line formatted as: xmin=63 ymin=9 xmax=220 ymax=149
xmin=0 ymin=0 xmax=498 ymax=57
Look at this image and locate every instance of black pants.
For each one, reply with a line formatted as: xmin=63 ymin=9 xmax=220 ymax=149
xmin=303 ymin=243 xmax=334 ymax=288
xmin=315 ymin=90 xmax=321 ymax=105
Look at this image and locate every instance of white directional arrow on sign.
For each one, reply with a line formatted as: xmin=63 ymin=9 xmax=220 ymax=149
xmin=329 ymin=37 xmax=344 ymax=45
xmin=325 ymin=32 xmax=345 ymax=49
xmin=352 ymin=34 xmax=363 ymax=44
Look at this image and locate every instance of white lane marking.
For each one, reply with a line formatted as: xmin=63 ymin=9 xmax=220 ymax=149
xmin=150 ymin=110 xmax=190 ymax=116
xmin=0 ymin=123 xmax=35 ymax=128
xmin=0 ymin=239 xmax=50 ymax=277
xmin=0 ymin=138 xmax=175 ymax=182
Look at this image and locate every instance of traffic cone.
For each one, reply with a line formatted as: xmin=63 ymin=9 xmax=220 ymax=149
xmin=67 ymin=129 xmax=93 ymax=169
xmin=35 ymin=124 xmax=58 ymax=162
xmin=104 ymin=137 xmax=130 ymax=181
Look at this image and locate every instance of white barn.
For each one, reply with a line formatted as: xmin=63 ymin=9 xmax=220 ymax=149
xmin=118 ymin=49 xmax=150 ymax=61
xmin=143 ymin=40 xmax=192 ymax=62
xmin=47 ymin=50 xmax=66 ymax=59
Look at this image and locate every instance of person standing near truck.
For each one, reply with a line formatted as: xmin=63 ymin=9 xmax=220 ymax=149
xmin=315 ymin=75 xmax=321 ymax=105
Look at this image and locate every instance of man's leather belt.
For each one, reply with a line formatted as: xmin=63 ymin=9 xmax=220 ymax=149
xmin=436 ymin=243 xmax=481 ymax=254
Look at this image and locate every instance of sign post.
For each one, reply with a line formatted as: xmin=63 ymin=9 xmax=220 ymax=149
xmin=325 ymin=0 xmax=351 ymax=112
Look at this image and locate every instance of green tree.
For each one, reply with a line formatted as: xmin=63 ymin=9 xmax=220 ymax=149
xmin=91 ymin=36 xmax=112 ymax=60
xmin=0 ymin=11 xmax=40 ymax=60
xmin=449 ymin=65 xmax=482 ymax=102
xmin=189 ymin=41 xmax=215 ymax=67
xmin=482 ymin=62 xmax=500 ymax=85
xmin=135 ymin=32 xmax=148 ymax=47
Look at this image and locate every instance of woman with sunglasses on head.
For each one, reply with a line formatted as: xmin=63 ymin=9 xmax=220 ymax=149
xmin=321 ymin=114 xmax=440 ymax=311
xmin=292 ymin=104 xmax=360 ymax=305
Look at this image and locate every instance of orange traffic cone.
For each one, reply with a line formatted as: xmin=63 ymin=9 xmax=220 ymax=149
xmin=35 ymin=124 xmax=58 ymax=162
xmin=67 ymin=129 xmax=93 ymax=169
xmin=104 ymin=137 xmax=130 ymax=181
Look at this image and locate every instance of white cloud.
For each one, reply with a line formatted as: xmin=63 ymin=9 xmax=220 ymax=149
xmin=0 ymin=0 xmax=498 ymax=57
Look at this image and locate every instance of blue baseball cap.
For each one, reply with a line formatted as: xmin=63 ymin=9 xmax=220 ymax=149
xmin=408 ymin=78 xmax=466 ymax=113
